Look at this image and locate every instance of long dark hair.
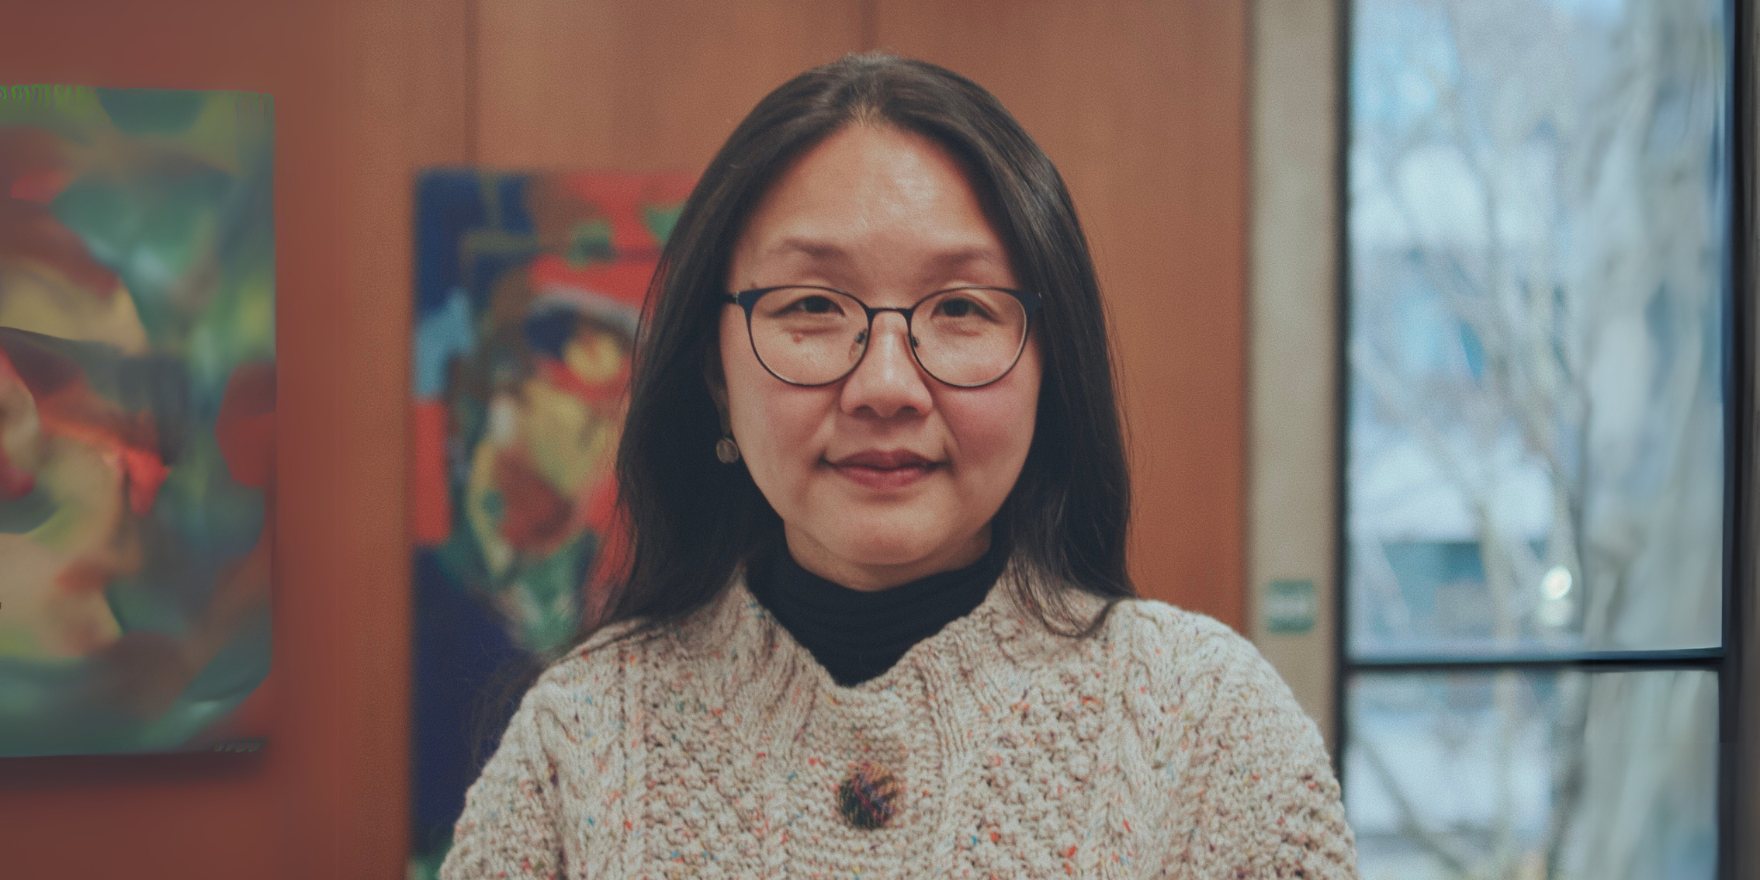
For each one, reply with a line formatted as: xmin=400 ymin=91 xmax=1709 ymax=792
xmin=598 ymin=51 xmax=1136 ymax=642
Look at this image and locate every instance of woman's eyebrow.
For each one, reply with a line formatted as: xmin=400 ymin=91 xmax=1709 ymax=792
xmin=922 ymin=247 xmax=1008 ymax=274
xmin=766 ymin=238 xmax=1007 ymax=273
xmin=766 ymin=237 xmax=850 ymax=263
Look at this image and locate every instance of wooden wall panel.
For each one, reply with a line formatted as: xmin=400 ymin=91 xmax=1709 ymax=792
xmin=336 ymin=0 xmax=470 ymax=875
xmin=876 ymin=2 xmax=1250 ymax=628
xmin=474 ymin=0 xmax=868 ymax=169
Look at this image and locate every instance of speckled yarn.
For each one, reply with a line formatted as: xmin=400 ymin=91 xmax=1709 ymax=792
xmin=441 ymin=564 xmax=1360 ymax=878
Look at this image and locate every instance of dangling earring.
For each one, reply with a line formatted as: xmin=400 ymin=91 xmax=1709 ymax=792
xmin=715 ymin=435 xmax=741 ymax=464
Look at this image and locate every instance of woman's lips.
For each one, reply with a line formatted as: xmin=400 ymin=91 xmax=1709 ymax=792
xmin=831 ymin=461 xmax=938 ymax=490
xmin=826 ymin=451 xmax=941 ymax=490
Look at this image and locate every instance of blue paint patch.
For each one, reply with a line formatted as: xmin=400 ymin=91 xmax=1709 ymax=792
xmin=414 ymin=287 xmax=475 ymax=397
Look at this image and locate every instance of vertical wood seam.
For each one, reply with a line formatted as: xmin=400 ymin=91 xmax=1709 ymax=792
xmin=464 ymin=0 xmax=479 ymax=162
xmin=860 ymin=0 xmax=878 ymax=52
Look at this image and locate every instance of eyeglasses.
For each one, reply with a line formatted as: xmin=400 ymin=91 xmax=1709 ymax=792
xmin=725 ymin=285 xmax=1041 ymax=388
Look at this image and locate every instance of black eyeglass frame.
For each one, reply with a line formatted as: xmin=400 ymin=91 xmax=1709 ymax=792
xmin=724 ymin=284 xmax=1043 ymax=388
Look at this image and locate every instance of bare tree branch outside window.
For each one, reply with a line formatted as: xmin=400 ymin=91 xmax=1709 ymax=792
xmin=1343 ymin=1 xmax=1727 ymax=878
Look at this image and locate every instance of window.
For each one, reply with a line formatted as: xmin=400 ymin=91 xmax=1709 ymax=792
xmin=1339 ymin=1 xmax=1744 ymax=878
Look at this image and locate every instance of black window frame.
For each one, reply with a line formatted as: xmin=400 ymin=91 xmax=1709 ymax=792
xmin=1330 ymin=1 xmax=1753 ymax=877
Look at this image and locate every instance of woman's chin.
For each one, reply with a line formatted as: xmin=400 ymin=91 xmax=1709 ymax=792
xmin=808 ymin=529 xmax=971 ymax=577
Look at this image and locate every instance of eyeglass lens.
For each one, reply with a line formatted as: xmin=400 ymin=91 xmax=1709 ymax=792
xmin=746 ymin=287 xmax=1029 ymax=387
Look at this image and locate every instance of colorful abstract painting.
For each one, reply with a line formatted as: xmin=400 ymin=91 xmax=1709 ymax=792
xmin=411 ymin=169 xmax=691 ymax=876
xmin=0 ymin=86 xmax=275 ymax=757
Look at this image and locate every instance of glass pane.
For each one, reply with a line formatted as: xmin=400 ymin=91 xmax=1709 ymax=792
xmin=1345 ymin=669 xmax=1718 ymax=880
xmin=1346 ymin=0 xmax=1729 ymax=656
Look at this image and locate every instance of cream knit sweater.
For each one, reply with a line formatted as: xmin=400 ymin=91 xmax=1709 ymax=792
xmin=441 ymin=566 xmax=1359 ymax=878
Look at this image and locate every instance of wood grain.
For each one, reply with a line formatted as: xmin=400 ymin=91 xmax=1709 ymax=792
xmin=474 ymin=0 xmax=867 ymax=170
xmin=876 ymin=1 xmax=1250 ymax=628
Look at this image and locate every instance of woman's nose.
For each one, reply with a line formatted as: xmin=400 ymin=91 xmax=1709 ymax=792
xmin=840 ymin=312 xmax=934 ymax=419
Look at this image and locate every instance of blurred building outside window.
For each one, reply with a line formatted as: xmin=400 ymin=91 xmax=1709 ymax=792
xmin=1342 ymin=1 xmax=1737 ymax=878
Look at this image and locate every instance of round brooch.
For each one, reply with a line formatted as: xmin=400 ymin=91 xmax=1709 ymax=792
xmin=836 ymin=760 xmax=901 ymax=829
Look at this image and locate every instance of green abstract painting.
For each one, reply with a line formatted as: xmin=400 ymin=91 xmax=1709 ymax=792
xmin=0 ymin=85 xmax=274 ymax=757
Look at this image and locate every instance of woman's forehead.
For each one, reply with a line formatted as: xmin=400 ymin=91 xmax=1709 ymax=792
xmin=748 ymin=128 xmax=991 ymax=229
xmin=753 ymin=236 xmax=1009 ymax=273
xmin=730 ymin=126 xmax=1016 ymax=283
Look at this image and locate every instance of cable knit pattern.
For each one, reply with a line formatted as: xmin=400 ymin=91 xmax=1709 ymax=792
xmin=441 ymin=565 xmax=1359 ymax=878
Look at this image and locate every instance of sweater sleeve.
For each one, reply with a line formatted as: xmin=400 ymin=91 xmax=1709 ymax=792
xmin=1124 ymin=603 xmax=1360 ymax=879
xmin=439 ymin=672 xmax=572 ymax=880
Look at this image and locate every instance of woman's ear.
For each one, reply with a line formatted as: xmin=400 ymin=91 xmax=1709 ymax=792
xmin=703 ymin=344 xmax=732 ymax=434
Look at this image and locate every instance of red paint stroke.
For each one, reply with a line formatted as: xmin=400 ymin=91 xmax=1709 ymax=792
xmin=580 ymin=467 xmax=618 ymax=535
xmin=0 ymin=332 xmax=170 ymax=512
xmin=555 ymin=173 xmax=693 ymax=253
xmin=119 ymin=445 xmax=169 ymax=516
xmin=9 ymin=169 xmax=72 ymax=204
xmin=493 ymin=449 xmax=573 ymax=554
xmin=31 ymin=390 xmax=166 ymax=514
xmin=527 ymin=256 xmax=657 ymax=311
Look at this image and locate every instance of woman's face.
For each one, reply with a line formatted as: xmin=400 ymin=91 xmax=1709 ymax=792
xmin=715 ymin=124 xmax=1041 ymax=591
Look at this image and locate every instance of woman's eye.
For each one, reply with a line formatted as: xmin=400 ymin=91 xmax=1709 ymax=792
xmin=936 ymin=297 xmax=987 ymax=319
xmin=774 ymin=293 xmax=842 ymax=316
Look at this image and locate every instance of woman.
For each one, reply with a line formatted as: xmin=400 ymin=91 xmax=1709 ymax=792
xmin=442 ymin=53 xmax=1358 ymax=878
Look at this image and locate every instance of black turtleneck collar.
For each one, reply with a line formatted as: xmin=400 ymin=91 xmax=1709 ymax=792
xmin=745 ymin=534 xmax=1010 ymax=687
